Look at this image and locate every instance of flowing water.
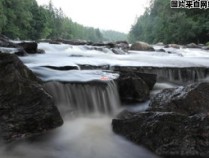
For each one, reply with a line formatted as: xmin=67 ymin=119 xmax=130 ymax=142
xmin=0 ymin=79 xmax=157 ymax=158
xmin=1 ymin=42 xmax=209 ymax=158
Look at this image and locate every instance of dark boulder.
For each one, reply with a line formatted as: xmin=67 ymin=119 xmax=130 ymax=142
xmin=115 ymin=41 xmax=129 ymax=50
xmin=130 ymin=41 xmax=155 ymax=51
xmin=0 ymin=34 xmax=18 ymax=48
xmin=92 ymin=42 xmax=116 ymax=48
xmin=0 ymin=53 xmax=63 ymax=142
xmin=116 ymin=68 xmax=157 ymax=103
xmin=17 ymin=42 xmax=38 ymax=54
xmin=117 ymin=76 xmax=150 ymax=103
xmin=113 ymin=66 xmax=157 ymax=90
xmin=42 ymin=65 xmax=78 ymax=71
xmin=148 ymin=82 xmax=209 ymax=115
xmin=155 ymin=48 xmax=166 ymax=52
xmin=13 ymin=49 xmax=28 ymax=56
xmin=112 ymin=110 xmax=209 ymax=157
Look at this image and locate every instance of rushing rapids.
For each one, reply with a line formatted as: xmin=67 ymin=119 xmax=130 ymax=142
xmin=1 ymin=41 xmax=209 ymax=158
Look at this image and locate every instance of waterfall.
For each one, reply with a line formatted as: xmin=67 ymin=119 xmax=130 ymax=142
xmin=112 ymin=66 xmax=209 ymax=83
xmin=44 ymin=80 xmax=120 ymax=116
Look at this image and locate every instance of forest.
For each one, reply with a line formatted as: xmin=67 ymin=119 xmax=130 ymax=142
xmin=129 ymin=0 xmax=209 ymax=44
xmin=0 ymin=0 xmax=127 ymax=42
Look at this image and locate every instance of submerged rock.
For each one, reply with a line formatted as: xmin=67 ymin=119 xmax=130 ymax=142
xmin=0 ymin=53 xmax=63 ymax=142
xmin=148 ymin=82 xmax=209 ymax=115
xmin=112 ymin=111 xmax=209 ymax=157
xmin=130 ymin=41 xmax=155 ymax=51
xmin=112 ymin=48 xmax=127 ymax=55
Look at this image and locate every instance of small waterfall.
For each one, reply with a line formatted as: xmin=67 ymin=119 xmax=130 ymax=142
xmin=112 ymin=66 xmax=209 ymax=83
xmin=44 ymin=81 xmax=120 ymax=116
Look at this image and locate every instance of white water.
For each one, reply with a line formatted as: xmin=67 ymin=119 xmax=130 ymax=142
xmin=0 ymin=116 xmax=157 ymax=158
xmin=44 ymin=81 xmax=120 ymax=115
xmin=19 ymin=43 xmax=209 ymax=70
xmin=14 ymin=42 xmax=209 ymax=83
xmin=2 ymin=42 xmax=209 ymax=158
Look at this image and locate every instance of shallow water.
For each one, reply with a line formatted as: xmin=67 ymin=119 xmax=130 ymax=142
xmin=0 ymin=115 xmax=158 ymax=158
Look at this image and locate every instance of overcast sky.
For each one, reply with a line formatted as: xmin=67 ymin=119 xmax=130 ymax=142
xmin=36 ymin=0 xmax=151 ymax=33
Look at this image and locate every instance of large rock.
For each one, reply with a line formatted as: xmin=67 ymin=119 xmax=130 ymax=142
xmin=113 ymin=66 xmax=157 ymax=90
xmin=17 ymin=42 xmax=38 ymax=54
xmin=130 ymin=41 xmax=155 ymax=51
xmin=116 ymin=67 xmax=156 ymax=103
xmin=115 ymin=41 xmax=129 ymax=50
xmin=117 ymin=76 xmax=150 ymax=103
xmin=112 ymin=111 xmax=209 ymax=157
xmin=148 ymin=82 xmax=209 ymax=115
xmin=0 ymin=35 xmax=42 ymax=55
xmin=0 ymin=34 xmax=17 ymax=48
xmin=0 ymin=53 xmax=63 ymax=142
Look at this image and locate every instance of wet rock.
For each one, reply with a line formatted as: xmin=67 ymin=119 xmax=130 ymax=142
xmin=42 ymin=65 xmax=78 ymax=71
xmin=165 ymin=44 xmax=180 ymax=49
xmin=115 ymin=41 xmax=129 ymax=50
xmin=49 ymin=41 xmax=61 ymax=44
xmin=0 ymin=34 xmax=18 ymax=48
xmin=14 ymin=49 xmax=28 ymax=56
xmin=37 ymin=49 xmax=45 ymax=54
xmin=112 ymin=48 xmax=127 ymax=55
xmin=148 ymin=82 xmax=209 ymax=115
xmin=79 ymin=64 xmax=110 ymax=70
xmin=130 ymin=41 xmax=155 ymax=51
xmin=92 ymin=42 xmax=115 ymax=48
xmin=111 ymin=66 xmax=209 ymax=83
xmin=116 ymin=68 xmax=156 ymax=103
xmin=155 ymin=48 xmax=166 ymax=52
xmin=0 ymin=53 xmax=63 ymax=142
xmin=112 ymin=110 xmax=209 ymax=157
xmin=17 ymin=42 xmax=38 ymax=54
xmin=113 ymin=66 xmax=157 ymax=90
xmin=117 ymin=76 xmax=150 ymax=103
xmin=186 ymin=43 xmax=200 ymax=48
xmin=202 ymin=46 xmax=209 ymax=50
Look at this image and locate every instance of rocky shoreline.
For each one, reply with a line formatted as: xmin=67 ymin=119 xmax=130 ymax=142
xmin=112 ymin=82 xmax=209 ymax=157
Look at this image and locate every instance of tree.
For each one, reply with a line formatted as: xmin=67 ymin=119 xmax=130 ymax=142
xmin=129 ymin=0 xmax=209 ymax=44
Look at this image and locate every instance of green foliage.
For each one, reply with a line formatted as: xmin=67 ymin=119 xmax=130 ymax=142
xmin=0 ymin=0 xmax=123 ymax=42
xmin=129 ymin=0 xmax=209 ymax=44
xmin=102 ymin=30 xmax=127 ymax=42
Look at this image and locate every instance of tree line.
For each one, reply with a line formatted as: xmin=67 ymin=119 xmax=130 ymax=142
xmin=0 ymin=0 xmax=127 ymax=42
xmin=129 ymin=0 xmax=209 ymax=44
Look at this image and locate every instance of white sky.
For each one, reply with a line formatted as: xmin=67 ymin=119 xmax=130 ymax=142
xmin=36 ymin=0 xmax=151 ymax=33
